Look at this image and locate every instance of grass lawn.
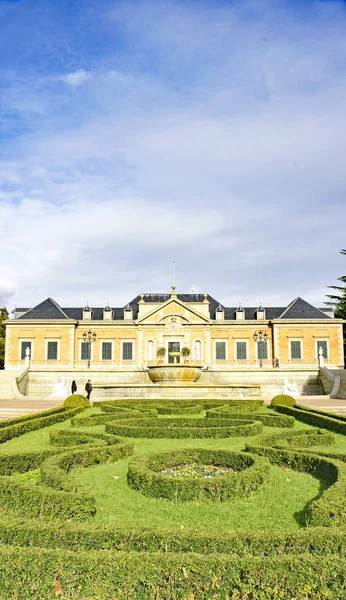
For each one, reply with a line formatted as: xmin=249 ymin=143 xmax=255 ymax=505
xmin=0 ymin=405 xmax=337 ymax=533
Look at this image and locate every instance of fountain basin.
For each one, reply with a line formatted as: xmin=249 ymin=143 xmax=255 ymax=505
xmin=148 ymin=365 xmax=202 ymax=384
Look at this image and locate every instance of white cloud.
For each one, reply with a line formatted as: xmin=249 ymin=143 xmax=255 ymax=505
xmin=1 ymin=0 xmax=346 ymax=309
xmin=59 ymin=70 xmax=93 ymax=88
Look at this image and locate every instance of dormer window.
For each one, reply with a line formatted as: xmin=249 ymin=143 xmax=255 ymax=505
xmin=256 ymin=304 xmax=266 ymax=320
xmin=235 ymin=304 xmax=245 ymax=320
xmin=83 ymin=303 xmax=93 ymax=320
xmin=124 ymin=304 xmax=133 ymax=320
xmin=215 ymin=304 xmax=224 ymax=320
xmin=103 ymin=303 xmax=113 ymax=321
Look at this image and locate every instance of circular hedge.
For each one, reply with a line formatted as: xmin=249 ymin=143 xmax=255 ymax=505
xmin=106 ymin=417 xmax=263 ymax=439
xmin=271 ymin=394 xmax=296 ymax=407
xmin=127 ymin=448 xmax=270 ymax=501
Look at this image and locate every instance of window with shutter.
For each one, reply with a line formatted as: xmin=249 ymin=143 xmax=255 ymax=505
xmin=122 ymin=342 xmax=133 ymax=360
xmin=257 ymin=341 xmax=268 ymax=360
xmin=102 ymin=342 xmax=112 ymax=360
xmin=290 ymin=340 xmax=302 ymax=360
xmin=47 ymin=341 xmax=58 ymax=360
xmin=215 ymin=341 xmax=226 ymax=360
xmin=81 ymin=341 xmax=90 ymax=360
xmin=236 ymin=341 xmax=247 ymax=360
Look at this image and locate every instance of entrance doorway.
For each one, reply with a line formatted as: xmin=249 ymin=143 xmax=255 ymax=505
xmin=168 ymin=341 xmax=181 ymax=363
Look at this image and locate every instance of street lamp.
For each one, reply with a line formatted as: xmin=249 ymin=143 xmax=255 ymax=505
xmin=253 ymin=330 xmax=268 ymax=368
xmin=83 ymin=330 xmax=97 ymax=368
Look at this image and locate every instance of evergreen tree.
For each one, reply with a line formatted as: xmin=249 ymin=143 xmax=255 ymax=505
xmin=325 ymin=249 xmax=346 ymax=319
xmin=0 ymin=307 xmax=8 ymax=369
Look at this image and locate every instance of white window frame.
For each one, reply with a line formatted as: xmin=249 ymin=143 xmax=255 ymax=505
xmin=100 ymin=340 xmax=113 ymax=361
xmin=316 ymin=339 xmax=329 ymax=360
xmin=289 ymin=339 xmax=303 ymax=361
xmin=46 ymin=339 xmax=59 ymax=361
xmin=80 ymin=340 xmax=93 ymax=362
xmin=19 ymin=339 xmax=33 ymax=361
xmin=215 ymin=340 xmax=227 ymax=361
xmin=235 ymin=339 xmax=248 ymax=361
xmin=121 ymin=340 xmax=134 ymax=362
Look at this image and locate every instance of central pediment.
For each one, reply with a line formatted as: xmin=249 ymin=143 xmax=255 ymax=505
xmin=137 ymin=298 xmax=211 ymax=324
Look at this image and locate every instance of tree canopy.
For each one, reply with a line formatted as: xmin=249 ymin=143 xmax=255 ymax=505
xmin=325 ymin=249 xmax=346 ymax=319
xmin=0 ymin=307 xmax=9 ymax=369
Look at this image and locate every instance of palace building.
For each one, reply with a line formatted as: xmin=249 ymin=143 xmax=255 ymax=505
xmin=3 ymin=286 xmax=345 ymax=399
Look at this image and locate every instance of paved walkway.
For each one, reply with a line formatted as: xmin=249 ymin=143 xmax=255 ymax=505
xmin=0 ymin=394 xmax=345 ymax=420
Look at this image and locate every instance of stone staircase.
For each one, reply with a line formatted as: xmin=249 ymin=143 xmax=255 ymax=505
xmin=0 ymin=370 xmax=25 ymax=400
xmin=330 ymin=369 xmax=346 ymax=399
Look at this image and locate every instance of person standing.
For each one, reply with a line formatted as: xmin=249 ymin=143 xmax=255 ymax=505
xmin=71 ymin=380 xmax=77 ymax=395
xmin=85 ymin=379 xmax=92 ymax=400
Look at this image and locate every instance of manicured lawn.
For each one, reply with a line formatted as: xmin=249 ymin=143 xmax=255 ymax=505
xmin=0 ymin=405 xmax=333 ymax=532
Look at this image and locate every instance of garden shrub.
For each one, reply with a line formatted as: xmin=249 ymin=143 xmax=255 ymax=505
xmin=0 ymin=546 xmax=346 ymax=600
xmin=127 ymin=448 xmax=270 ymax=501
xmin=106 ymin=417 xmax=263 ymax=439
xmin=0 ymin=427 xmax=134 ymax=520
xmin=0 ymin=406 xmax=85 ymax=444
xmin=271 ymin=394 xmax=296 ymax=407
xmin=63 ymin=394 xmax=90 ymax=408
xmin=155 ymin=404 xmax=203 ymax=415
xmin=246 ymin=429 xmax=346 ymax=527
xmin=71 ymin=409 xmax=157 ymax=427
xmin=274 ymin=405 xmax=346 ymax=435
xmin=205 ymin=409 xmax=294 ymax=428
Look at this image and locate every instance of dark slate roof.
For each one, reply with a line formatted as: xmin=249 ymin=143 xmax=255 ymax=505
xmin=223 ymin=307 xmax=286 ymax=320
xmin=278 ymin=297 xmax=331 ymax=319
xmin=16 ymin=295 xmax=332 ymax=321
xmin=18 ymin=298 xmax=69 ymax=320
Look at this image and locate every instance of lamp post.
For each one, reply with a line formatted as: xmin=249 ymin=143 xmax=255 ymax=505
xmin=83 ymin=330 xmax=97 ymax=368
xmin=253 ymin=330 xmax=268 ymax=368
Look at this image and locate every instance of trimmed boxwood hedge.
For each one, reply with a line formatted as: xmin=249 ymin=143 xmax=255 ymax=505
xmin=127 ymin=448 xmax=270 ymax=501
xmin=271 ymin=394 xmax=296 ymax=407
xmin=156 ymin=404 xmax=204 ymax=415
xmin=106 ymin=417 xmax=263 ymax=438
xmin=245 ymin=428 xmax=346 ymax=527
xmin=0 ymin=546 xmax=345 ymax=600
xmin=71 ymin=409 xmax=156 ymax=427
xmin=205 ymin=409 xmax=295 ymax=428
xmin=1 ymin=519 xmax=346 ymax=556
xmin=0 ymin=406 xmax=85 ymax=444
xmin=274 ymin=404 xmax=346 ymax=435
xmin=0 ymin=427 xmax=134 ymax=520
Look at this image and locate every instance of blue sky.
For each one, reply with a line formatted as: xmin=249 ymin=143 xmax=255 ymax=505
xmin=0 ymin=0 xmax=345 ymax=310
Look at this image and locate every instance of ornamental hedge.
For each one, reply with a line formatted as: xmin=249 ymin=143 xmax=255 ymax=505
xmin=274 ymin=404 xmax=346 ymax=435
xmin=0 ymin=406 xmax=85 ymax=444
xmin=246 ymin=428 xmax=346 ymax=527
xmin=1 ymin=546 xmax=346 ymax=600
xmin=127 ymin=448 xmax=270 ymax=501
xmin=0 ymin=427 xmax=134 ymax=520
xmin=106 ymin=417 xmax=263 ymax=438
xmin=156 ymin=404 xmax=204 ymax=415
xmin=205 ymin=408 xmax=295 ymax=428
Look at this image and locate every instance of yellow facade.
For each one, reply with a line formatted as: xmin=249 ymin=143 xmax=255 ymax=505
xmin=4 ymin=293 xmax=345 ymax=370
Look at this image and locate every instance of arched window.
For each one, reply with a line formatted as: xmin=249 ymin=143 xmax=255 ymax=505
xmin=194 ymin=340 xmax=202 ymax=361
xmin=147 ymin=340 xmax=154 ymax=361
